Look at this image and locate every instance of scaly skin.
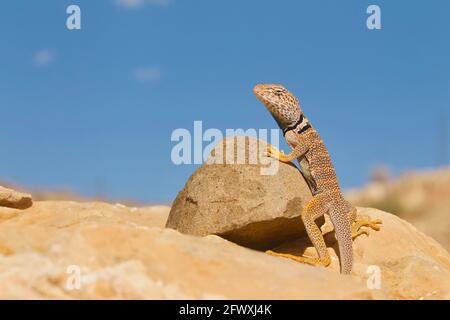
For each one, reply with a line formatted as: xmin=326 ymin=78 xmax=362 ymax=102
xmin=253 ymin=84 xmax=381 ymax=274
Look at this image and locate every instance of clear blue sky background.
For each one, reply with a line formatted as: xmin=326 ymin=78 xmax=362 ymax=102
xmin=0 ymin=0 xmax=449 ymax=203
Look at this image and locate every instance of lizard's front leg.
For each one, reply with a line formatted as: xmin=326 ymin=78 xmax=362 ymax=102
xmin=266 ymin=144 xmax=307 ymax=163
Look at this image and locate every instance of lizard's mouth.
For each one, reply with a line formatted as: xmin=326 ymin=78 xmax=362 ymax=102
xmin=253 ymin=85 xmax=274 ymax=108
xmin=253 ymin=85 xmax=265 ymax=101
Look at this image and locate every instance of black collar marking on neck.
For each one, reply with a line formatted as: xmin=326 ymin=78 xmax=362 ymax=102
xmin=282 ymin=114 xmax=312 ymax=136
xmin=297 ymin=123 xmax=312 ymax=134
xmin=282 ymin=114 xmax=304 ymax=136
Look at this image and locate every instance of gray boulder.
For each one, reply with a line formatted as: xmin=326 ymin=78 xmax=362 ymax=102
xmin=166 ymin=136 xmax=319 ymax=250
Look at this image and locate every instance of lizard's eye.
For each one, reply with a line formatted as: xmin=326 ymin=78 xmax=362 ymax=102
xmin=273 ymin=88 xmax=285 ymax=95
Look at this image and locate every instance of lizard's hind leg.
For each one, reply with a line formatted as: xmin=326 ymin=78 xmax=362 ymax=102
xmin=267 ymin=194 xmax=331 ymax=268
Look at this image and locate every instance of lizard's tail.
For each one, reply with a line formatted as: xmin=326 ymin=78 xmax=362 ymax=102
xmin=330 ymin=207 xmax=353 ymax=274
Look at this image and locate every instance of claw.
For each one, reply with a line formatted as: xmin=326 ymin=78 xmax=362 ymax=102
xmin=266 ymin=145 xmax=283 ymax=159
xmin=351 ymin=218 xmax=382 ymax=239
xmin=352 ymin=229 xmax=369 ymax=239
xmin=265 ymin=145 xmax=273 ymax=157
xmin=265 ymin=145 xmax=290 ymax=162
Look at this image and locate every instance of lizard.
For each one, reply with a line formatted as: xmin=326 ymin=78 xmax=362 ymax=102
xmin=253 ymin=83 xmax=382 ymax=274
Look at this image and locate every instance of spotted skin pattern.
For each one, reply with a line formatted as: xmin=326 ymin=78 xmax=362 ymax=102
xmin=253 ymin=84 xmax=381 ymax=274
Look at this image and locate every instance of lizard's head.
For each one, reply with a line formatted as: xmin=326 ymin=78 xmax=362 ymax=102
xmin=253 ymin=84 xmax=301 ymax=130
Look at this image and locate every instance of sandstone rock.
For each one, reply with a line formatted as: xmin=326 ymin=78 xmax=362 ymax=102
xmin=166 ymin=136 xmax=316 ymax=249
xmin=0 ymin=200 xmax=448 ymax=299
xmin=271 ymin=208 xmax=450 ymax=299
xmin=0 ymin=201 xmax=381 ymax=299
xmin=0 ymin=186 xmax=32 ymax=209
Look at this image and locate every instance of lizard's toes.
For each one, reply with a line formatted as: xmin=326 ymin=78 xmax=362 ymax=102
xmin=370 ymin=219 xmax=382 ymax=230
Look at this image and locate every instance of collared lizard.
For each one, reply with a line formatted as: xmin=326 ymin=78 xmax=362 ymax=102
xmin=253 ymin=83 xmax=382 ymax=274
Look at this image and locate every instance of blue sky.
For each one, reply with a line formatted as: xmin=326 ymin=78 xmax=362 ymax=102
xmin=0 ymin=0 xmax=449 ymax=203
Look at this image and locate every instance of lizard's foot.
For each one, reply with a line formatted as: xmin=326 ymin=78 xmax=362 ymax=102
xmin=266 ymin=250 xmax=331 ymax=268
xmin=351 ymin=218 xmax=382 ymax=239
xmin=265 ymin=145 xmax=291 ymax=163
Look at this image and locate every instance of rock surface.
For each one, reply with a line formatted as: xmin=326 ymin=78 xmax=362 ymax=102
xmin=0 ymin=201 xmax=448 ymax=299
xmin=273 ymin=207 xmax=450 ymax=299
xmin=0 ymin=201 xmax=379 ymax=299
xmin=166 ymin=136 xmax=316 ymax=249
xmin=0 ymin=186 xmax=32 ymax=209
